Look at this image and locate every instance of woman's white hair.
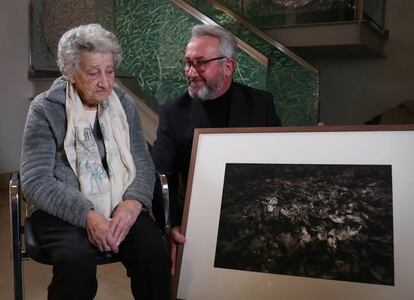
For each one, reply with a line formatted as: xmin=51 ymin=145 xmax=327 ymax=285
xmin=57 ymin=23 xmax=122 ymax=78
xmin=190 ymin=24 xmax=238 ymax=59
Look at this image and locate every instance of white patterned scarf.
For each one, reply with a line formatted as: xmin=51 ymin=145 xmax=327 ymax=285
xmin=64 ymin=82 xmax=136 ymax=219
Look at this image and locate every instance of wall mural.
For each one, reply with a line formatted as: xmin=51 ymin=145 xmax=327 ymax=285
xmin=30 ymin=0 xmax=113 ymax=77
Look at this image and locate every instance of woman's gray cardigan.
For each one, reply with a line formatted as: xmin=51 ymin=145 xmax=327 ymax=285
xmin=20 ymin=77 xmax=155 ymax=227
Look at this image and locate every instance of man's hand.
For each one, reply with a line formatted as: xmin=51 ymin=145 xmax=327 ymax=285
xmin=170 ymin=226 xmax=186 ymax=276
xmin=86 ymin=210 xmax=117 ymax=252
xmin=109 ymin=200 xmax=142 ymax=247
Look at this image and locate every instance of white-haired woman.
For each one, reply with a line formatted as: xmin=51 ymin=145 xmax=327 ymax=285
xmin=20 ymin=24 xmax=170 ymax=300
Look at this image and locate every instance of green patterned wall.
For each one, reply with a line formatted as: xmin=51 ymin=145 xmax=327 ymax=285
xmin=30 ymin=0 xmax=319 ymax=125
xmin=115 ymin=0 xmax=267 ymax=108
xmin=115 ymin=0 xmax=319 ymax=125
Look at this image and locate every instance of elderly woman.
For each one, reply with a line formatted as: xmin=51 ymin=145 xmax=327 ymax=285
xmin=20 ymin=24 xmax=170 ymax=299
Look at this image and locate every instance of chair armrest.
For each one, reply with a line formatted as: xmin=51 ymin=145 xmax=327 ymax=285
xmin=9 ymin=172 xmax=21 ymax=238
xmin=152 ymin=172 xmax=171 ymax=237
xmin=158 ymin=173 xmax=171 ymax=236
xmin=9 ymin=172 xmax=25 ymax=300
xmin=9 ymin=172 xmax=27 ymax=263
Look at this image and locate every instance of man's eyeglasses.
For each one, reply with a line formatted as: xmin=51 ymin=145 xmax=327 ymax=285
xmin=183 ymin=56 xmax=227 ymax=73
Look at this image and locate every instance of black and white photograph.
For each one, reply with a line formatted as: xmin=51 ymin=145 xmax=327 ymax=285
xmin=214 ymin=163 xmax=394 ymax=286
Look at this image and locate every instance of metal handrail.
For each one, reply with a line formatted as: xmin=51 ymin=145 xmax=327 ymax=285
xmin=171 ymin=0 xmax=269 ymax=66
xmin=207 ymin=0 xmax=319 ymax=75
xmin=159 ymin=173 xmax=171 ymax=236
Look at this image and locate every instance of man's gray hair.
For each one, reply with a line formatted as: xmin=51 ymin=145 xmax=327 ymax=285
xmin=57 ymin=23 xmax=122 ymax=78
xmin=191 ymin=24 xmax=238 ymax=59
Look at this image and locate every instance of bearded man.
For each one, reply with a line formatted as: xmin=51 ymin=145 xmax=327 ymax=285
xmin=151 ymin=24 xmax=282 ymax=275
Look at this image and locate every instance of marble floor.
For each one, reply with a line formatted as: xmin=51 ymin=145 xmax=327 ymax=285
xmin=0 ymin=186 xmax=134 ymax=300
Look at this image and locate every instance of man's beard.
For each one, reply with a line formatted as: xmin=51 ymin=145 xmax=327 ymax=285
xmin=188 ymin=72 xmax=225 ymax=101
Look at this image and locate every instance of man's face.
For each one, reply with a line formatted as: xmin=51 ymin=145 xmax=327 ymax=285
xmin=184 ymin=36 xmax=233 ymax=100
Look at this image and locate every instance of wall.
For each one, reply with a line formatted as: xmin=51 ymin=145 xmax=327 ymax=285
xmin=0 ymin=0 xmax=32 ymax=185
xmin=312 ymin=1 xmax=414 ymax=125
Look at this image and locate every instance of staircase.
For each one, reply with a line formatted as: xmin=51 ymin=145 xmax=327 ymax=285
xmin=115 ymin=0 xmax=319 ymax=132
xmin=213 ymin=0 xmax=388 ymax=59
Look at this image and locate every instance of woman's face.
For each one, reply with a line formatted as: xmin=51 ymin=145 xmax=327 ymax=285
xmin=71 ymin=52 xmax=115 ymax=107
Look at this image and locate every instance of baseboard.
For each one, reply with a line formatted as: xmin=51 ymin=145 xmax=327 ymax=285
xmin=0 ymin=172 xmax=11 ymax=190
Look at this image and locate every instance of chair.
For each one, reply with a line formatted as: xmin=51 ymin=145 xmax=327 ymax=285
xmin=9 ymin=172 xmax=170 ymax=300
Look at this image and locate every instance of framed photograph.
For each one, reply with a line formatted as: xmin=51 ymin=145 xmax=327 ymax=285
xmin=173 ymin=125 xmax=414 ymax=300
